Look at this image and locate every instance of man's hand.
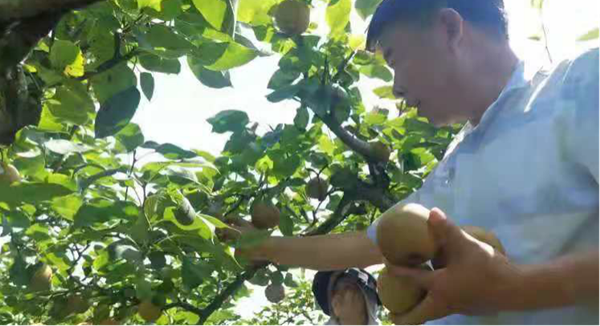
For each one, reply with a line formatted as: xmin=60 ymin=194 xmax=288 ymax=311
xmin=387 ymin=208 xmax=523 ymax=324
xmin=215 ymin=216 xmax=257 ymax=243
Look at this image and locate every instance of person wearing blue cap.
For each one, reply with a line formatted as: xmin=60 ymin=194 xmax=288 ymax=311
xmin=312 ymin=269 xmax=381 ymax=325
xmin=229 ymin=0 xmax=599 ymax=324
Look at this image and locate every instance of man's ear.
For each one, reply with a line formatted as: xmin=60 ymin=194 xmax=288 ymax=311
xmin=438 ymin=8 xmax=464 ymax=52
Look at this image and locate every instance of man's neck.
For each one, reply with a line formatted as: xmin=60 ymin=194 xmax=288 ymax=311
xmin=338 ymin=315 xmax=367 ymax=326
xmin=465 ymin=42 xmax=519 ymax=126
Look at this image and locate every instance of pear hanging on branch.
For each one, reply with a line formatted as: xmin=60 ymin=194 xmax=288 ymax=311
xmin=274 ymin=0 xmax=310 ymax=36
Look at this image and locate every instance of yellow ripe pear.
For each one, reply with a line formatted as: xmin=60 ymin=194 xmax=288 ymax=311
xmin=29 ymin=263 xmax=53 ymax=292
xmin=371 ymin=141 xmax=391 ymax=163
xmin=265 ymin=283 xmax=285 ymax=303
xmin=377 ymin=265 xmax=430 ymax=314
xmin=431 ymin=225 xmax=506 ymax=269
xmin=274 ymin=0 xmax=310 ymax=35
xmin=251 ymin=201 xmax=280 ymax=229
xmin=306 ymin=177 xmax=329 ymax=201
xmin=0 ymin=162 xmax=20 ymax=185
xmin=376 ymin=203 xmax=435 ymax=266
xmin=98 ymin=319 xmax=119 ymax=325
xmin=138 ymin=300 xmax=162 ymax=322
xmin=67 ymin=294 xmax=90 ymax=314
xmin=462 ymin=225 xmax=506 ymax=254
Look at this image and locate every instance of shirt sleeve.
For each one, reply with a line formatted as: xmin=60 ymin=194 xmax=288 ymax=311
xmin=560 ymin=48 xmax=599 ymax=183
xmin=366 ymin=193 xmax=420 ymax=245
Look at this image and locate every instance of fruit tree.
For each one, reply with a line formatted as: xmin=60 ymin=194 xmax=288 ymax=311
xmin=0 ymin=0 xmax=584 ymax=324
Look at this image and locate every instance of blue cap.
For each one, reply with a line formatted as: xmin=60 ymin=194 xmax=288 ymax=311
xmin=312 ymin=268 xmax=381 ymax=316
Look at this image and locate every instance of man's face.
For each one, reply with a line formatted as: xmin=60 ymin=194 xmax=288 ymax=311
xmin=380 ymin=21 xmax=464 ymax=126
xmin=330 ymin=280 xmax=368 ymax=325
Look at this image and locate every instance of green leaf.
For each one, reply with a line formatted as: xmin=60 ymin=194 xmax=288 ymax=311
xmin=130 ymin=212 xmax=150 ymax=244
xmin=207 ymin=110 xmax=249 ymax=133
xmin=365 ymin=110 xmax=387 ymax=125
xmin=164 ymin=207 xmax=212 ymax=239
xmin=51 ymin=195 xmax=83 ymax=221
xmin=355 ymin=0 xmax=383 ymax=20
xmin=237 ymin=0 xmax=277 ymax=26
xmin=181 ymin=257 xmax=213 ymax=289
xmin=270 ymin=271 xmax=284 ymax=286
xmin=0 ymin=183 xmax=73 ymax=206
xmin=530 ymin=0 xmax=544 ymax=10
xmin=193 ymin=0 xmax=227 ymax=29
xmin=50 ymin=40 xmax=79 ymax=70
xmin=91 ymin=64 xmax=137 ymax=103
xmin=88 ymin=29 xmax=115 ymax=68
xmin=46 ymin=173 xmax=77 ymax=192
xmin=147 ymin=0 xmax=182 ymax=20
xmin=294 ymin=106 xmax=309 ymax=130
xmin=74 ymin=200 xmax=139 ymax=228
xmin=188 ymin=56 xmax=232 ymax=89
xmin=284 ymin=273 xmax=298 ymax=287
xmin=279 ymin=212 xmax=294 ymax=236
xmin=13 ymin=154 xmax=47 ymax=181
xmin=39 ymin=105 xmax=68 ymax=132
xmin=138 ymin=0 xmax=163 ymax=11
xmin=140 ymin=72 xmax=155 ymax=100
xmin=326 ymin=0 xmax=351 ymax=36
xmin=139 ymin=54 xmax=181 ymax=74
xmin=9 ymin=256 xmax=30 ymax=286
xmin=266 ymin=83 xmax=302 ymax=103
xmin=155 ymin=143 xmax=198 ymax=159
xmin=115 ymin=123 xmax=145 ymax=152
xmin=373 ymin=85 xmax=395 ymax=99
xmin=135 ymin=278 xmax=153 ymax=300
xmin=95 ymin=87 xmax=141 ymax=138
xmin=204 ymin=42 xmax=258 ymax=71
xmin=47 ymin=84 xmax=95 ymax=125
xmin=359 ymin=64 xmax=393 ymax=82
xmin=146 ymin=24 xmax=193 ymax=51
xmin=108 ymin=242 xmax=143 ymax=264
xmin=193 ymin=41 xmax=229 ymax=65
xmin=318 ymin=135 xmax=335 ymax=156
xmin=44 ymin=139 xmax=90 ymax=155
xmin=267 ymin=69 xmax=301 ymax=90
xmin=577 ymin=28 xmax=599 ymax=41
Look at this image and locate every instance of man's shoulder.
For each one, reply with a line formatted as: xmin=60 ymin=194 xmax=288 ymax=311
xmin=543 ymin=47 xmax=598 ymax=89
xmin=520 ymin=47 xmax=598 ymax=114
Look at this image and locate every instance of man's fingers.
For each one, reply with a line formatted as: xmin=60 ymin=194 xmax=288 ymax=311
xmin=384 ymin=260 xmax=435 ymax=289
xmin=391 ymin=294 xmax=449 ymax=325
xmin=428 ymin=207 xmax=466 ymax=252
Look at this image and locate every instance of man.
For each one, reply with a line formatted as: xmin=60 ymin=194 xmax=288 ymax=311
xmin=312 ymin=268 xmax=381 ymax=325
xmin=233 ymin=0 xmax=599 ymax=324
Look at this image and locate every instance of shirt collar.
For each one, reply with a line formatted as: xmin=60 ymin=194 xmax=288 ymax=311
xmin=469 ymin=58 xmax=543 ymax=131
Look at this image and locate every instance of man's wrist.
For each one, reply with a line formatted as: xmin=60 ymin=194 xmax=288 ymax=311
xmin=500 ymin=260 xmax=576 ymax=311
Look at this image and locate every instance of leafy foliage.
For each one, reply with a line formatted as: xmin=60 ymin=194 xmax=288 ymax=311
xmin=0 ymin=0 xmax=566 ymax=324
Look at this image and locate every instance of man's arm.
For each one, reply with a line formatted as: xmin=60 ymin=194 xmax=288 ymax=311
xmin=246 ymin=231 xmax=383 ymax=270
xmin=387 ymin=208 xmax=599 ymax=325
xmin=503 ymin=249 xmax=599 ymax=311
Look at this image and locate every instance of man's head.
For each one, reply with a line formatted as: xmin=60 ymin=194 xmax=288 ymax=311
xmin=330 ymin=276 xmax=368 ymax=325
xmin=366 ymin=0 xmax=512 ymax=126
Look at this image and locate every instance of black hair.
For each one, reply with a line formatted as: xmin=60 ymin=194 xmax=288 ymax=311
xmin=366 ymin=0 xmax=509 ymax=52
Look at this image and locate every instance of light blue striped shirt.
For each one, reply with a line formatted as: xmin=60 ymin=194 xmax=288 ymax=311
xmin=368 ymin=48 xmax=599 ymax=324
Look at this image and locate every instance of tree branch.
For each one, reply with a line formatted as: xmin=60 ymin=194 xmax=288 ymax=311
xmin=353 ymin=178 xmax=396 ymax=212
xmin=304 ymin=194 xmax=355 ymax=236
xmin=0 ymin=0 xmax=106 ymax=23
xmin=164 ymin=301 xmax=204 ymax=317
xmin=77 ymin=48 xmax=138 ymax=81
xmin=197 ymin=268 xmax=258 ymax=325
xmin=0 ymin=11 xmax=62 ymax=74
xmin=319 ymin=112 xmax=378 ymax=161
